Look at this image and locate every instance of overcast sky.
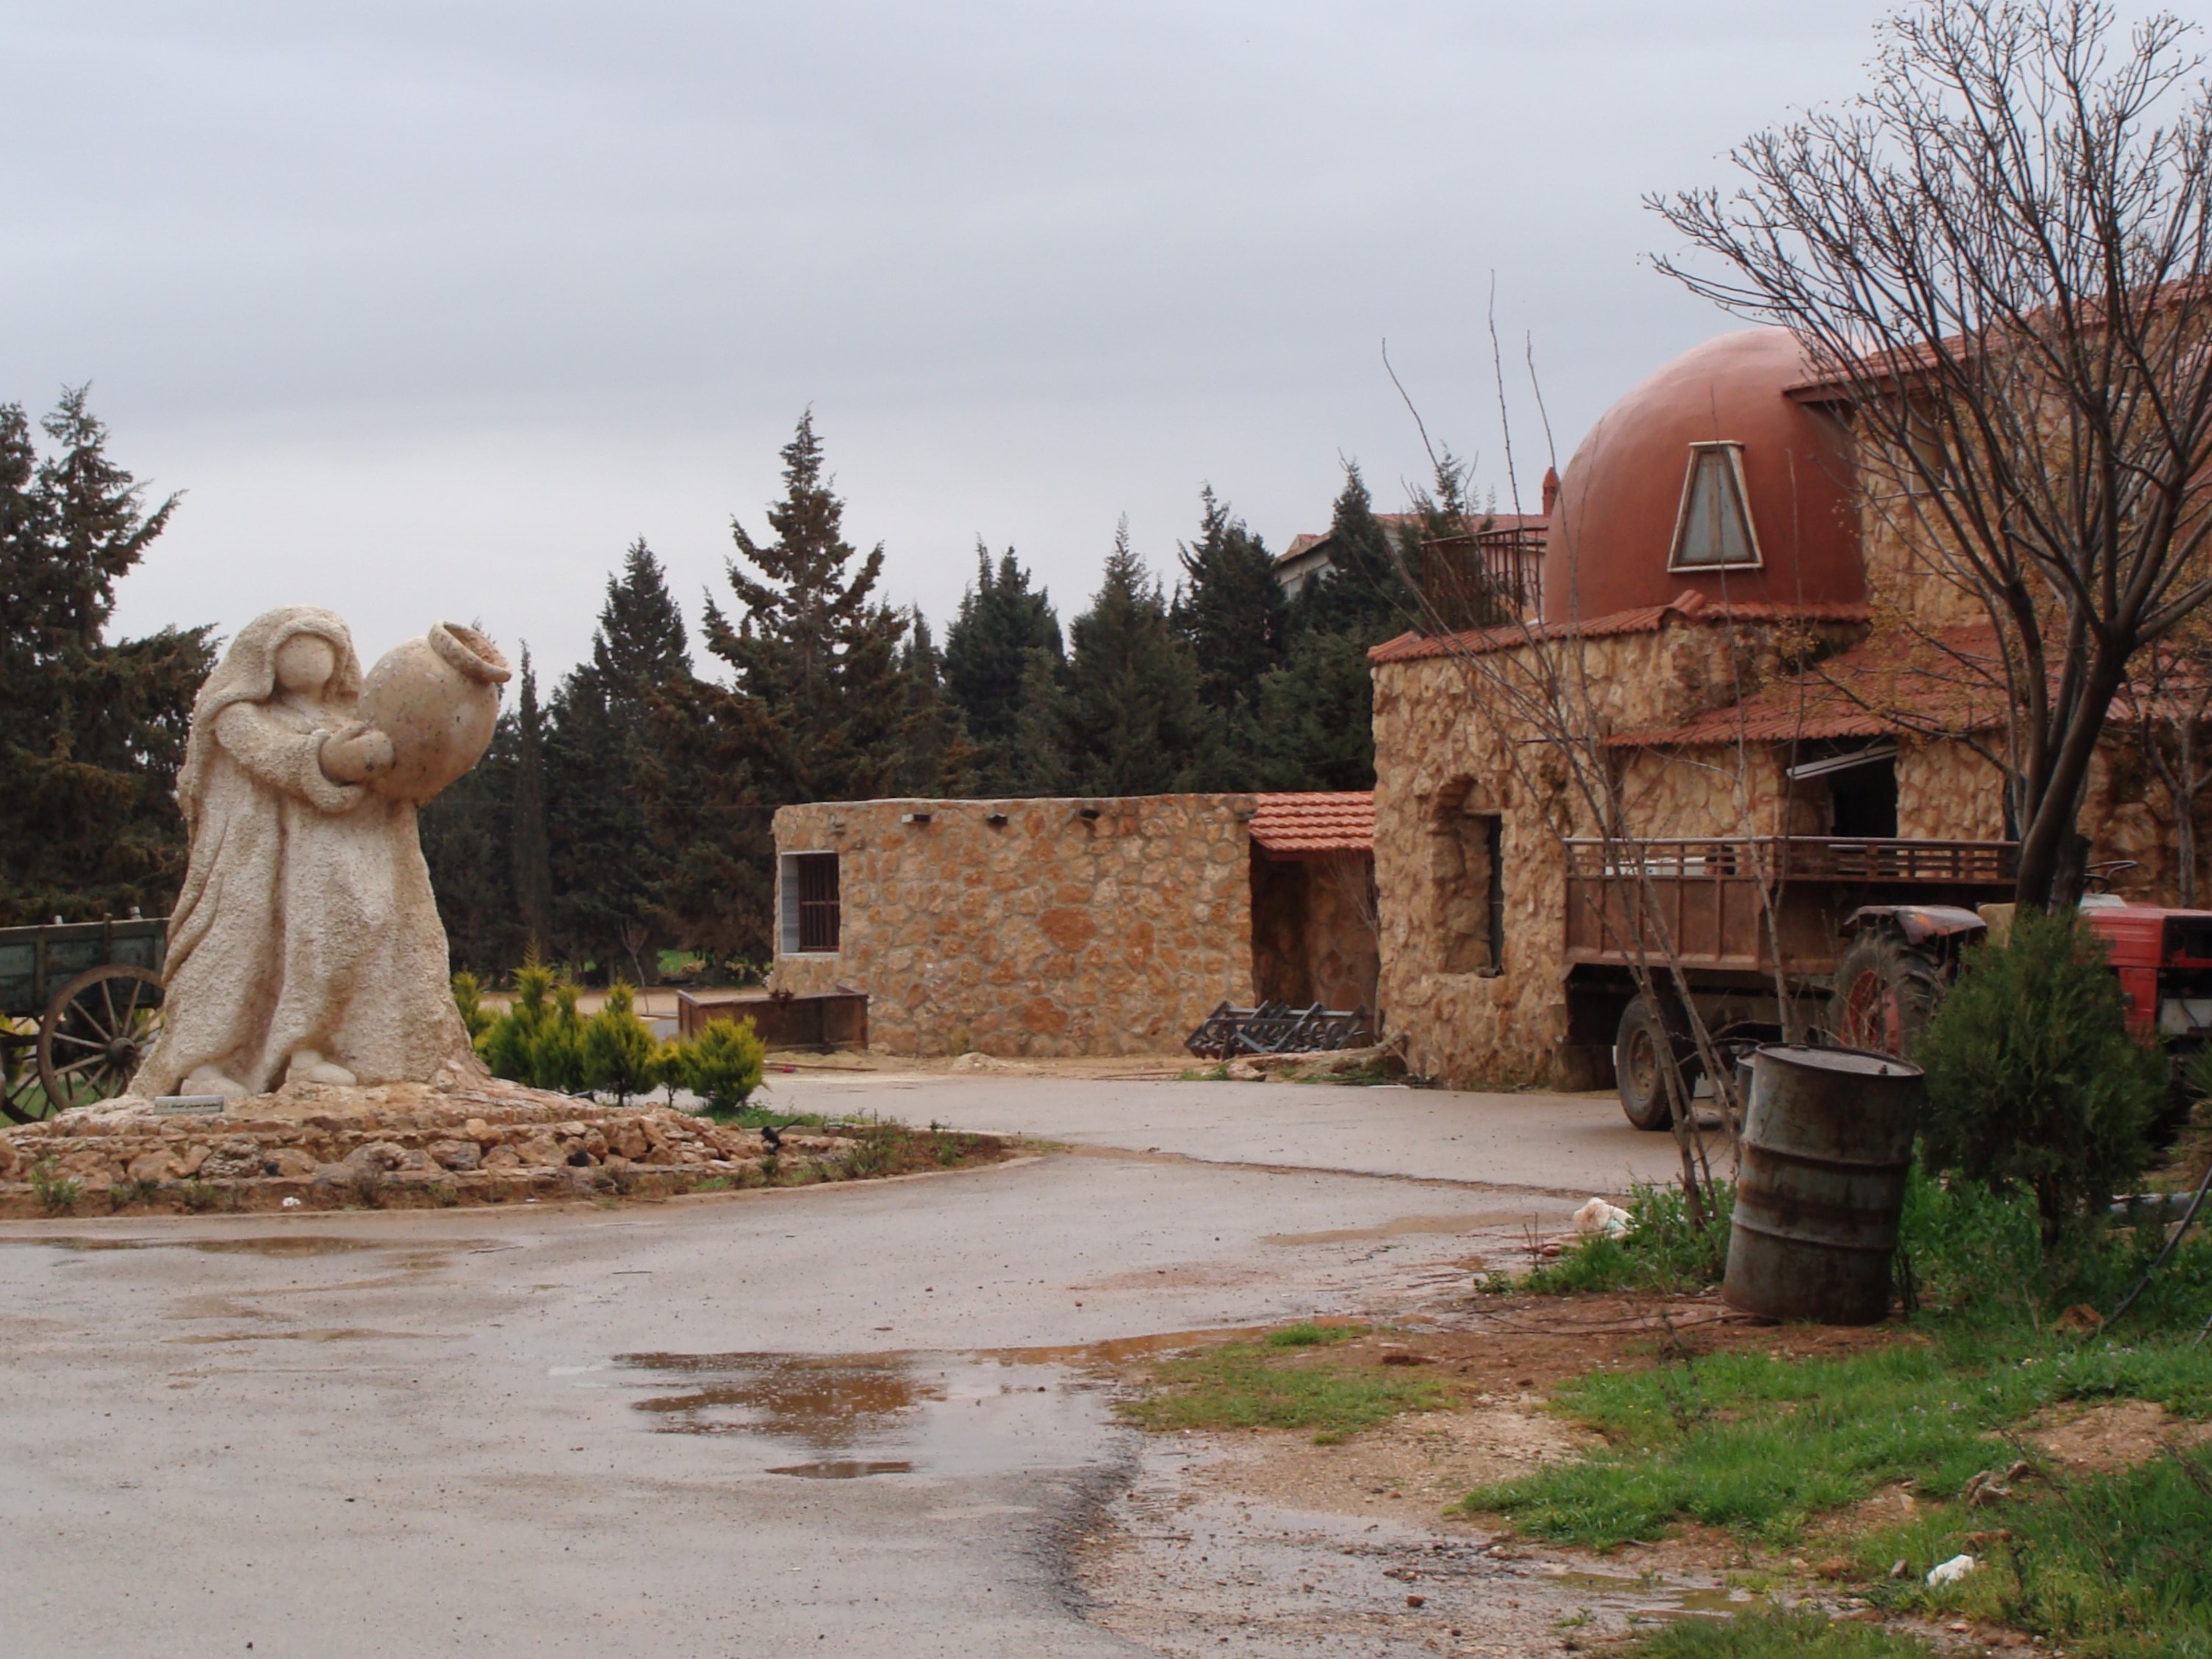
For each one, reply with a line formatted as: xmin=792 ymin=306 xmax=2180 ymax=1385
xmin=6 ymin=0 xmax=1900 ymax=680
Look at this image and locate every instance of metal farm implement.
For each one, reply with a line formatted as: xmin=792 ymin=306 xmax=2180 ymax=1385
xmin=1185 ymin=1000 xmax=1373 ymax=1062
xmin=0 ymin=916 xmax=168 ymax=1123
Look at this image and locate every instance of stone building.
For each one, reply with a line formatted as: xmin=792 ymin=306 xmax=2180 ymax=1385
xmin=769 ymin=792 xmax=1376 ymax=1057
xmin=1368 ymin=327 xmax=2208 ymax=1090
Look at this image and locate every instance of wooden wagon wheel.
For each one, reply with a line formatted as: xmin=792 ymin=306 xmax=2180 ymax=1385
xmin=1 ymin=1027 xmax=44 ymax=1126
xmin=37 ymin=964 xmax=163 ymax=1112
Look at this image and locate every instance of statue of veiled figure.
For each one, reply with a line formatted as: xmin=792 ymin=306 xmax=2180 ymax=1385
xmin=130 ymin=607 xmax=510 ymax=1100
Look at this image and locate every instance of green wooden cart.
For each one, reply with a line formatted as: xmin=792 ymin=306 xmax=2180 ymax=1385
xmin=0 ymin=917 xmax=168 ymax=1123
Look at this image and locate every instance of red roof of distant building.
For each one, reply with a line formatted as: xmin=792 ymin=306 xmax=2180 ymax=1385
xmin=1249 ymin=792 xmax=1373 ymax=857
xmin=1368 ymin=590 xmax=1870 ymax=665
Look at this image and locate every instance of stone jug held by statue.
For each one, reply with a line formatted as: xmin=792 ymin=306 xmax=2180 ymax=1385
xmin=357 ymin=622 xmax=512 ymax=804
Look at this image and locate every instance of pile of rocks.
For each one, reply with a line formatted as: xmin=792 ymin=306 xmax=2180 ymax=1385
xmin=0 ymin=1072 xmax=856 ymax=1216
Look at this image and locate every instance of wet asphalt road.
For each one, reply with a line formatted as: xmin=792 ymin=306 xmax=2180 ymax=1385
xmin=0 ymin=1080 xmax=1670 ymax=1658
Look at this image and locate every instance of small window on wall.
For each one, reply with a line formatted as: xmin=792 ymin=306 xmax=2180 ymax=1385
xmin=1668 ymin=442 xmax=1762 ymax=570
xmin=779 ymin=852 xmax=840 ymax=954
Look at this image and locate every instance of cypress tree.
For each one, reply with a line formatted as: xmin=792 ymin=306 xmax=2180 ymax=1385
xmin=705 ymin=412 xmax=911 ymax=806
xmin=509 ymin=647 xmax=553 ymax=958
xmin=591 ymin=539 xmax=691 ymax=709
xmin=0 ymin=389 xmax=213 ymax=925
xmin=1044 ymin=519 xmax=1214 ymax=796
xmin=675 ymin=412 xmax=912 ymax=959
xmin=1245 ymin=629 xmax=1380 ymax=791
xmin=417 ymin=706 xmax=522 ymax=974
xmin=545 ymin=541 xmax=693 ymax=978
xmin=1172 ymin=486 xmax=1286 ymax=716
xmin=896 ymin=611 xmax=973 ymax=796
xmin=1291 ymin=463 xmax=1416 ymax=639
xmin=943 ymin=541 xmax=1061 ymax=791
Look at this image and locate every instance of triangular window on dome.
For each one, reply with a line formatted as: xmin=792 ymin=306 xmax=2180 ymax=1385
xmin=1668 ymin=442 xmax=1761 ymax=570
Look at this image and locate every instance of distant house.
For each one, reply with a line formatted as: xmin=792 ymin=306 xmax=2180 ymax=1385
xmin=1269 ymin=514 xmax=1423 ymax=597
xmin=1271 ymin=505 xmax=1553 ymax=625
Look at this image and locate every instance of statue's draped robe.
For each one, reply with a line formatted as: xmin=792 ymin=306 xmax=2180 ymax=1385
xmin=130 ymin=611 xmax=474 ymax=1098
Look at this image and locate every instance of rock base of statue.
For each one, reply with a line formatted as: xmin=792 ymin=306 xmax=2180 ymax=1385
xmin=0 ymin=1075 xmax=870 ymax=1215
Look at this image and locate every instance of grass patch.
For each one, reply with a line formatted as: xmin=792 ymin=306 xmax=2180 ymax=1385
xmin=1626 ymin=1608 xmax=1932 ymax=1658
xmin=1518 ymin=1181 xmax=1737 ymax=1297
xmin=1265 ymin=1322 xmax=1360 ymax=1348
xmin=1117 ymin=1325 xmax=1446 ymax=1444
xmin=1847 ymin=1443 xmax=2212 ymax=1659
xmin=1463 ymin=1333 xmax=2212 ymax=1549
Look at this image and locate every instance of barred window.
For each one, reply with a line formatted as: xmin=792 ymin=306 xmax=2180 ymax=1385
xmin=779 ymin=852 xmax=841 ymax=954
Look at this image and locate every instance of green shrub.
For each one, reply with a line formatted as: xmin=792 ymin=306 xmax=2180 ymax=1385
xmin=674 ymin=1016 xmax=766 ymax=1119
xmin=581 ymin=982 xmax=659 ymax=1106
xmin=477 ymin=965 xmax=592 ymax=1094
xmin=479 ymin=963 xmax=553 ymax=1082
xmin=1914 ymin=908 xmax=2161 ymax=1248
xmin=527 ymin=981 xmax=590 ymax=1094
xmin=28 ymin=1158 xmax=79 ymax=1214
xmin=450 ymin=972 xmax=495 ymax=1043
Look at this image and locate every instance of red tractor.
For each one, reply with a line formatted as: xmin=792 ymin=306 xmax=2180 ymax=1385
xmin=1826 ymin=861 xmax=2212 ymax=1116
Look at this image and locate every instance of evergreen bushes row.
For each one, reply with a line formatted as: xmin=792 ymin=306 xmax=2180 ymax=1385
xmin=455 ymin=969 xmax=765 ymax=1118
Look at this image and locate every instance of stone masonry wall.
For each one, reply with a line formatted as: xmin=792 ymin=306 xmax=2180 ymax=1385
xmin=1371 ymin=618 xmax=1850 ymax=1090
xmin=772 ymin=796 xmax=1254 ymax=1057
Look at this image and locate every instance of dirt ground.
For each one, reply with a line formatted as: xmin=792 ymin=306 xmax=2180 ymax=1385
xmin=1069 ymin=1295 xmax=1914 ymax=1658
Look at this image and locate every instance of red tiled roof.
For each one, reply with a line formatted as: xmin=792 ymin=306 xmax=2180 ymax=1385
xmin=1249 ymin=792 xmax=1373 ymax=857
xmin=1367 ymin=591 xmax=1871 ymax=664
xmin=1606 ymin=625 xmax=2011 ymax=747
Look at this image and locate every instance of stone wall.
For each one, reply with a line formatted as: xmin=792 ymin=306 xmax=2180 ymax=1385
xmin=1371 ymin=618 xmax=1831 ymax=1089
xmin=1373 ymin=603 xmax=1889 ymax=1088
xmin=772 ymin=796 xmax=1255 ymax=1057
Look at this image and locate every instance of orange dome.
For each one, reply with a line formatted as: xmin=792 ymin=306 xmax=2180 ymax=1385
xmin=1541 ymin=328 xmax=1861 ymax=625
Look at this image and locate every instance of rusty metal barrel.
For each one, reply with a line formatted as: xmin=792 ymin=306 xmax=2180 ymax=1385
xmin=1722 ymin=1043 xmax=1922 ymax=1325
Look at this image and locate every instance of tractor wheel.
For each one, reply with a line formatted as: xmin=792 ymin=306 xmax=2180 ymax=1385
xmin=1615 ymin=993 xmax=1698 ymax=1131
xmin=1829 ymin=933 xmax=1945 ymax=1057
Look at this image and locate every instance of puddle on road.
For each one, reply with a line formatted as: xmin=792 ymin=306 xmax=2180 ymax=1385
xmin=628 ymin=1353 xmax=936 ymax=1446
xmin=1263 ymin=1213 xmax=1536 ymax=1248
xmin=1535 ymin=1565 xmax=1753 ymax=1622
xmin=617 ymin=1348 xmax=1110 ymax=1480
xmin=768 ymin=1459 xmax=917 ymax=1479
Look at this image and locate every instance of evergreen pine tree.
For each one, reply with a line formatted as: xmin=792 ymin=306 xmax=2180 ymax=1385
xmin=1291 ymin=463 xmax=1417 ymax=639
xmin=417 ymin=705 xmax=522 ymax=974
xmin=675 ymin=413 xmax=911 ymax=958
xmin=509 ymin=647 xmax=554 ymax=957
xmin=591 ymin=539 xmax=692 ymax=708
xmin=1010 ymin=645 xmax=1072 ymax=796
xmin=895 ymin=611 xmax=973 ymax=795
xmin=943 ymin=541 xmax=1062 ymax=791
xmin=1245 ymin=629 xmax=1380 ymax=791
xmin=704 ymin=412 xmax=911 ymax=805
xmin=0 ymin=389 xmax=213 ymax=924
xmin=545 ymin=541 xmax=693 ymax=977
xmin=1172 ymin=486 xmax=1286 ymax=716
xmin=1045 ymin=520 xmax=1214 ymax=796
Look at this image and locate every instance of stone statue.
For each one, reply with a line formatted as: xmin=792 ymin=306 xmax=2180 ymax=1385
xmin=130 ymin=607 xmax=511 ymax=1100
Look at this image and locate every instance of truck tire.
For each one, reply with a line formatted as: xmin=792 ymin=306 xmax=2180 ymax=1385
xmin=1616 ymin=993 xmax=1697 ymax=1131
xmin=1830 ymin=932 xmax=1945 ymax=1057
